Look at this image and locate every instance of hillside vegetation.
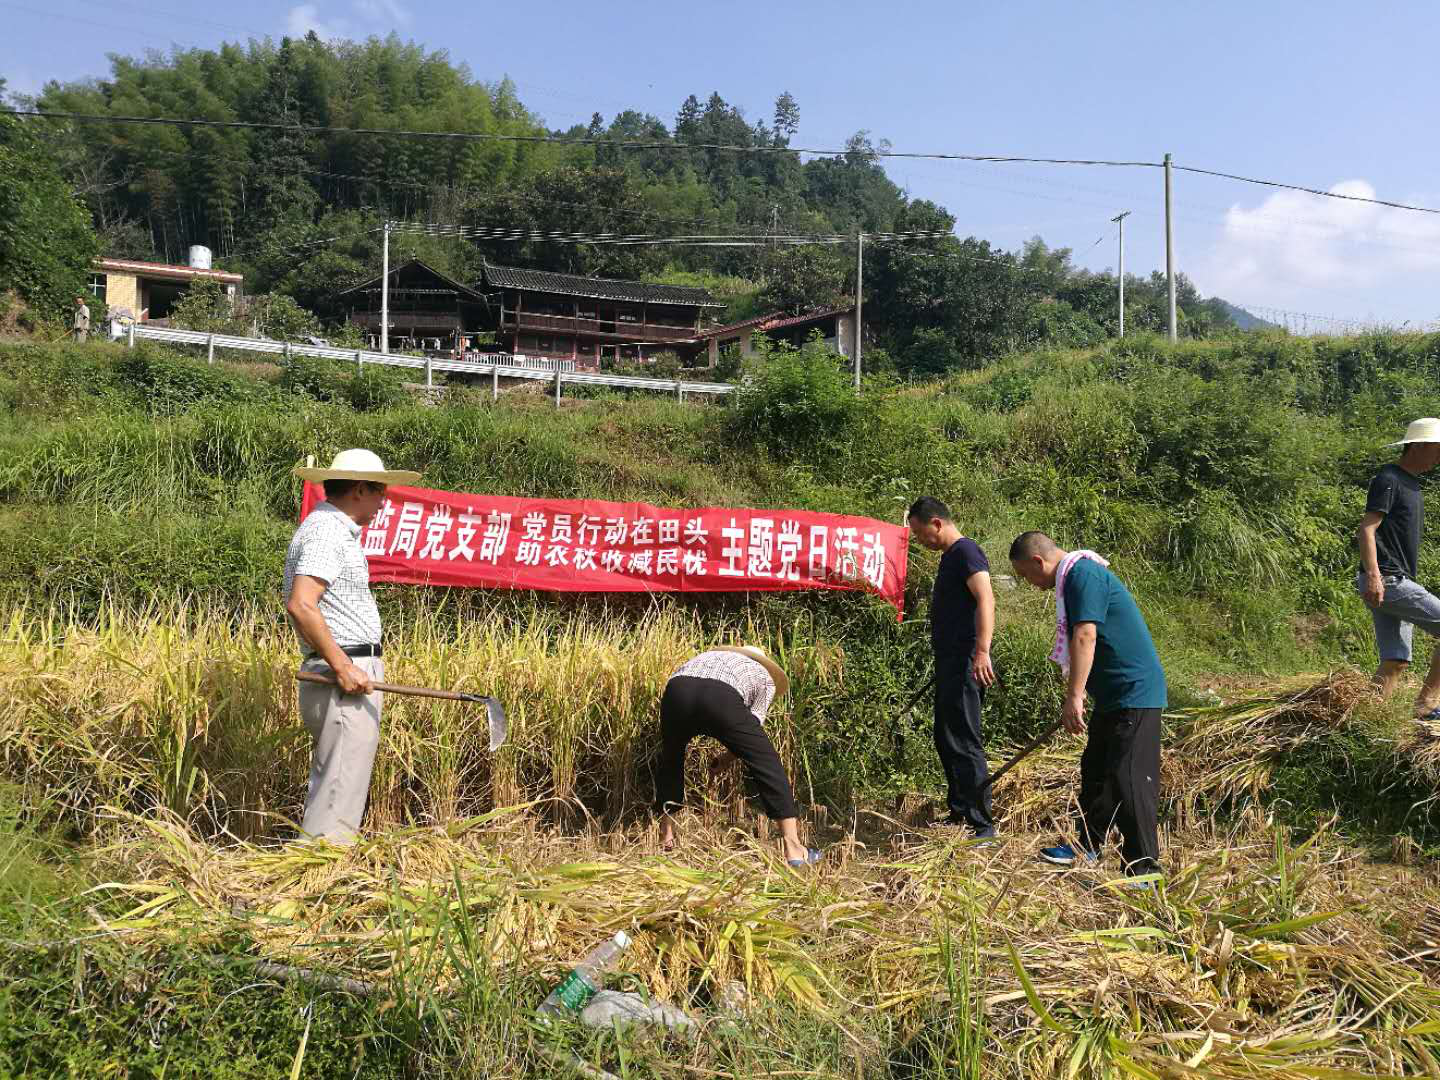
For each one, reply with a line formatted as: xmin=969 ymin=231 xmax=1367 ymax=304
xmin=5 ymin=333 xmax=1440 ymax=1078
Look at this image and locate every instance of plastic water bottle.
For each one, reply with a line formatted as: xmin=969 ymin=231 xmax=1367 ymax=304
xmin=537 ymin=930 xmax=632 ymax=1018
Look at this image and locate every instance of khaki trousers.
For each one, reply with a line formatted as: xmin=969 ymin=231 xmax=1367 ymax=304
xmin=297 ymin=656 xmax=383 ymax=842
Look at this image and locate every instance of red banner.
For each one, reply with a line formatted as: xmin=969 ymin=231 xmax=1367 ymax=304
xmin=300 ymin=483 xmax=908 ymax=617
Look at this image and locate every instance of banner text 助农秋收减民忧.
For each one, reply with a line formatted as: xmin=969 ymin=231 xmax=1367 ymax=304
xmin=300 ymin=484 xmax=909 ymax=617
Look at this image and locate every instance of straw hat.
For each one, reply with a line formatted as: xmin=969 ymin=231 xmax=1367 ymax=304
xmin=714 ymin=645 xmax=790 ymax=697
xmin=1390 ymin=419 xmax=1440 ymax=447
xmin=294 ymin=448 xmax=421 ymax=485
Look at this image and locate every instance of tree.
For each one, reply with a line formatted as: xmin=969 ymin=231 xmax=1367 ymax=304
xmin=772 ymin=92 xmax=799 ymax=147
xmin=755 ymin=245 xmax=850 ymax=316
xmin=0 ymin=114 xmax=98 ymax=319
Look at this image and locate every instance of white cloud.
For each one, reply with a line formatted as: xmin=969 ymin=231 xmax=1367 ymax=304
xmin=286 ymin=4 xmax=352 ymax=40
xmin=1195 ymin=178 xmax=1440 ymax=322
xmin=355 ymin=0 xmax=412 ymax=24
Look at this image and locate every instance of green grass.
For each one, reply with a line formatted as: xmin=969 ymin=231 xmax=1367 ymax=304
xmin=4 ymin=333 xmax=1440 ymax=1076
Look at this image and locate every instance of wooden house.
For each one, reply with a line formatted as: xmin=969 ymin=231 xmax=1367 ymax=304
xmin=477 ymin=262 xmax=724 ymax=371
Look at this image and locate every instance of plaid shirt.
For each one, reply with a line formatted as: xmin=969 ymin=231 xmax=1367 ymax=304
xmin=284 ymin=501 xmax=382 ymax=653
xmin=671 ymin=650 xmax=776 ymax=725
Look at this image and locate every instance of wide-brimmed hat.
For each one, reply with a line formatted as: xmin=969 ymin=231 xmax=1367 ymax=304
xmin=294 ymin=448 xmax=421 ymax=485
xmin=1390 ymin=419 xmax=1440 ymax=447
xmin=714 ymin=645 xmax=790 ymax=697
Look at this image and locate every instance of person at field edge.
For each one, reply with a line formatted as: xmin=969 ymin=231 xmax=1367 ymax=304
xmin=1009 ymin=532 xmax=1165 ymax=877
xmin=1356 ymin=418 xmax=1440 ymax=718
xmin=907 ymin=496 xmax=997 ymax=837
xmin=655 ymin=646 xmax=822 ymax=868
xmin=284 ymin=449 xmax=420 ymax=843
xmin=72 ymin=296 xmax=90 ymax=344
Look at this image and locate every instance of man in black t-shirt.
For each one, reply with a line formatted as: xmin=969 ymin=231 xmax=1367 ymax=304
xmin=1357 ymin=418 xmax=1440 ymax=716
xmin=908 ymin=496 xmax=998 ymax=836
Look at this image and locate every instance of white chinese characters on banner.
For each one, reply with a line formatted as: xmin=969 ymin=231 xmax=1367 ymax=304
xmin=416 ymin=506 xmax=454 ymax=560
xmin=353 ymin=500 xmax=888 ymax=592
xmin=389 ymin=502 xmax=426 ymax=558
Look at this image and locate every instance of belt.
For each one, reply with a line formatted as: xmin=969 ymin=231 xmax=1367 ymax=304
xmin=304 ymin=643 xmax=383 ymax=660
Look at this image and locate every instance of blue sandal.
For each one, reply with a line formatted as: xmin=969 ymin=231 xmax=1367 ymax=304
xmin=787 ymin=847 xmax=823 ymax=868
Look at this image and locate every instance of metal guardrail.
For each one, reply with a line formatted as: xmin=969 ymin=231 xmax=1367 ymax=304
xmin=127 ymin=324 xmax=735 ymax=402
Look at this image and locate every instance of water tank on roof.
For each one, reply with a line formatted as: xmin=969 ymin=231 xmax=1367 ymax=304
xmin=188 ymin=245 xmax=212 ymax=270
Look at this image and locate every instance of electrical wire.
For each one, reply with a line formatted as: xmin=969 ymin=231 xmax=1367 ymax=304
xmin=0 ymin=108 xmax=1162 ymax=167
xmin=1175 ymin=165 xmax=1440 ymax=216
xmin=14 ymin=107 xmax=1440 ymax=219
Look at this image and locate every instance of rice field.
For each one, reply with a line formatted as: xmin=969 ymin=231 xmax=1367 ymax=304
xmin=5 ymin=603 xmax=1440 ymax=1077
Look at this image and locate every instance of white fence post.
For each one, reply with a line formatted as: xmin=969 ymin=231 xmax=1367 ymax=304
xmin=207 ymin=333 xmax=215 ymax=364
xmin=356 ymin=349 xmax=363 ymax=371
xmin=127 ymin=323 xmax=135 ymax=348
xmin=284 ymin=340 xmax=292 ymax=364
xmin=492 ymin=364 xmax=499 ymax=402
xmin=675 ymin=378 xmax=683 ymax=402
xmin=554 ymin=367 xmax=562 ymax=407
xmin=425 ymin=354 xmax=433 ymax=389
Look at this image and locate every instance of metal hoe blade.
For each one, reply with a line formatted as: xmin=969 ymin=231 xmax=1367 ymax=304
xmin=481 ymin=696 xmax=508 ymax=752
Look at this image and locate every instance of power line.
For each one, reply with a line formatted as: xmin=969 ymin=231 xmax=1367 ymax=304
xmin=385 ymin=220 xmax=953 ymax=247
xmin=1 ymin=108 xmax=1162 ymax=167
xmin=13 ymin=107 xmax=1440 ymax=219
xmin=1175 ymin=164 xmax=1440 ymax=216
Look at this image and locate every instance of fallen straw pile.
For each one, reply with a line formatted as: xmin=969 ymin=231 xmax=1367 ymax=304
xmin=1400 ymin=712 xmax=1440 ymax=787
xmin=1164 ymin=671 xmax=1372 ymax=827
xmin=87 ymin=807 xmax=1440 ymax=1078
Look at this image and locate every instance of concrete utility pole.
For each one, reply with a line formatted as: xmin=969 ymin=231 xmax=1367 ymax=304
xmin=381 ymin=220 xmax=391 ymax=355
xmin=1111 ymin=210 xmax=1131 ymax=338
xmin=1163 ymin=154 xmax=1177 ymax=343
xmin=853 ymin=231 xmax=864 ymax=390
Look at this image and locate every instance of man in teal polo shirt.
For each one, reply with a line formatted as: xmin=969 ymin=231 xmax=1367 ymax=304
xmin=1010 ymin=531 xmax=1166 ymax=876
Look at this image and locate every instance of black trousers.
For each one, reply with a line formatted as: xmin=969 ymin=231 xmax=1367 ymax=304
xmin=1077 ymin=707 xmax=1162 ymax=873
xmin=933 ymin=661 xmax=993 ymax=834
xmin=655 ymin=676 xmax=800 ymax=820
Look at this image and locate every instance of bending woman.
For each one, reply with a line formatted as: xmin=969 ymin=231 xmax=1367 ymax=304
xmin=656 ymin=646 xmax=822 ymax=867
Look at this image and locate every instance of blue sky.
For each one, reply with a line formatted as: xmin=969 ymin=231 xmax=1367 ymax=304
xmin=4 ymin=0 xmax=1439 ymax=329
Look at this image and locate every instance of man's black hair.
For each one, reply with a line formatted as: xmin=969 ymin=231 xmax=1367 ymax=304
xmin=1008 ymin=530 xmax=1057 ymax=562
xmin=906 ymin=496 xmax=952 ymax=523
xmin=323 ymin=478 xmax=362 ymax=499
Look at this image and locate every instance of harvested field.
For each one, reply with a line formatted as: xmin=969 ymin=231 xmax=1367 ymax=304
xmin=6 ymin=603 xmax=1440 ymax=1076
xmin=76 ymin=810 xmax=1440 ymax=1078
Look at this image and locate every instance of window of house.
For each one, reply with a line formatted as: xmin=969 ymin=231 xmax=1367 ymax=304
xmin=87 ymin=273 xmax=107 ymax=301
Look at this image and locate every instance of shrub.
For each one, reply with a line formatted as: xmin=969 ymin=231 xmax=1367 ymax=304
xmin=346 ymin=365 xmax=409 ymax=411
xmin=113 ymin=346 xmax=273 ymax=413
xmin=278 ymin=354 xmax=348 ymax=402
xmin=729 ymin=339 xmax=871 ymax=463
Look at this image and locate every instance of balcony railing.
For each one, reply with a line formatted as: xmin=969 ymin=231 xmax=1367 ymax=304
xmin=502 ymin=310 xmax=698 ymax=342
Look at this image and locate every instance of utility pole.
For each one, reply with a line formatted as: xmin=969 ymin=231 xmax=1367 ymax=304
xmin=1111 ymin=211 xmax=1131 ymax=338
xmin=853 ymin=231 xmax=864 ymax=390
xmin=381 ymin=220 xmax=391 ymax=355
xmin=1164 ymin=153 xmax=1177 ymax=343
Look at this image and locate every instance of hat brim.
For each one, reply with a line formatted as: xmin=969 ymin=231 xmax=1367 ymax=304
xmin=293 ymin=467 xmax=422 ymax=485
xmin=713 ymin=645 xmax=790 ymax=697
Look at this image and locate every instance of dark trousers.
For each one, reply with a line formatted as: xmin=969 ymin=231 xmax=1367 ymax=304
xmin=655 ymin=676 xmax=800 ymax=820
xmin=933 ymin=662 xmax=993 ymax=834
xmin=1077 ymin=707 xmax=1162 ymax=873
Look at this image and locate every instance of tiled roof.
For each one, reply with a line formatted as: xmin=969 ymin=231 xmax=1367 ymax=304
xmin=480 ymin=262 xmax=724 ymax=308
xmin=95 ymin=257 xmax=243 ymax=283
xmin=336 ymin=259 xmax=488 ymax=301
xmin=699 ymin=306 xmax=853 ymax=339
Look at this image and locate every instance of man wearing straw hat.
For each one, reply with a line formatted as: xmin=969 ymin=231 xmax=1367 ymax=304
xmin=1357 ymin=419 xmax=1440 ymax=717
xmin=655 ymin=646 xmax=822 ymax=867
xmin=284 ymin=449 xmax=421 ymax=842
